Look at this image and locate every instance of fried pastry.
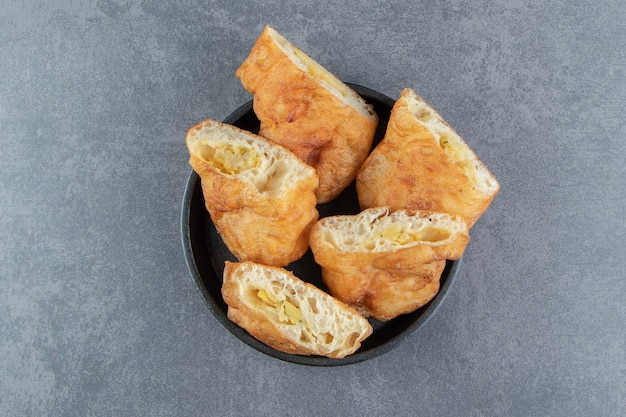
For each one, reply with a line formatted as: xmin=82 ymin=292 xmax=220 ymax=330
xmin=356 ymin=88 xmax=500 ymax=228
xmin=186 ymin=119 xmax=319 ymax=266
xmin=222 ymin=261 xmax=373 ymax=358
xmin=236 ymin=25 xmax=379 ymax=203
xmin=309 ymin=207 xmax=469 ymax=320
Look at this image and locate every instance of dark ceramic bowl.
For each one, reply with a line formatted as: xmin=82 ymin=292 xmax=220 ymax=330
xmin=181 ymin=84 xmax=462 ymax=366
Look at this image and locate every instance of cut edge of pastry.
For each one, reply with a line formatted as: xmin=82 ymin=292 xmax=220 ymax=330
xmin=186 ymin=119 xmax=317 ymax=194
xmin=401 ymin=88 xmax=500 ymax=197
xmin=314 ymin=207 xmax=468 ymax=253
xmin=265 ymin=25 xmax=377 ymax=122
xmin=223 ymin=261 xmax=373 ymax=359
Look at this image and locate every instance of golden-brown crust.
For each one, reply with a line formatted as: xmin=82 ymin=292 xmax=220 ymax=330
xmin=310 ymin=243 xmax=450 ymax=321
xmin=361 ymin=260 xmax=444 ymax=320
xmin=309 ymin=209 xmax=469 ymax=320
xmin=310 ymin=248 xmax=451 ymax=321
xmin=317 ymin=259 xmax=445 ymax=321
xmin=356 ymin=89 xmax=499 ymax=227
xmin=187 ymin=121 xmax=319 ymax=267
xmin=236 ymin=25 xmax=378 ymax=203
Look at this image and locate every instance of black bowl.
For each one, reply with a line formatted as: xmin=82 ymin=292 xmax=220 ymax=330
xmin=181 ymin=84 xmax=462 ymax=366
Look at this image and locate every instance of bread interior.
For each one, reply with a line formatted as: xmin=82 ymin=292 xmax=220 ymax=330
xmin=320 ymin=208 xmax=461 ymax=252
xmin=238 ymin=266 xmax=343 ymax=347
xmin=189 ymin=124 xmax=301 ymax=193
xmin=267 ymin=26 xmax=376 ymax=121
xmin=251 ymin=287 xmax=334 ymax=345
xmin=198 ymin=141 xmax=262 ymax=174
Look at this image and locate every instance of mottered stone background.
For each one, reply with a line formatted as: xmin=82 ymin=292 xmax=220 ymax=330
xmin=1 ymin=1 xmax=624 ymax=416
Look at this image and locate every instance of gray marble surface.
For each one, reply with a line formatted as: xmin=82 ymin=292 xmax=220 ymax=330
xmin=1 ymin=1 xmax=624 ymax=416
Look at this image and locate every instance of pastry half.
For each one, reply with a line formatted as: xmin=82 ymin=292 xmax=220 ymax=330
xmin=236 ymin=25 xmax=378 ymax=203
xmin=222 ymin=261 xmax=373 ymax=359
xmin=356 ymin=88 xmax=500 ymax=227
xmin=186 ymin=119 xmax=319 ymax=266
xmin=309 ymin=207 xmax=469 ymax=320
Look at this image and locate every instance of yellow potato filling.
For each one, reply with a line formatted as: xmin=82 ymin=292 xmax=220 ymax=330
xmin=256 ymin=289 xmax=303 ymax=324
xmin=254 ymin=289 xmax=335 ymax=345
xmin=200 ymin=141 xmax=262 ymax=175
xmin=362 ymin=223 xmax=451 ymax=250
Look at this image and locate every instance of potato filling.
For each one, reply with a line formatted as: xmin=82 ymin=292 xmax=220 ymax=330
xmin=254 ymin=289 xmax=336 ymax=346
xmin=418 ymin=226 xmax=452 ymax=242
xmin=362 ymin=223 xmax=451 ymax=250
xmin=321 ymin=212 xmax=454 ymax=252
xmin=199 ymin=141 xmax=262 ymax=175
xmin=256 ymin=289 xmax=303 ymax=325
